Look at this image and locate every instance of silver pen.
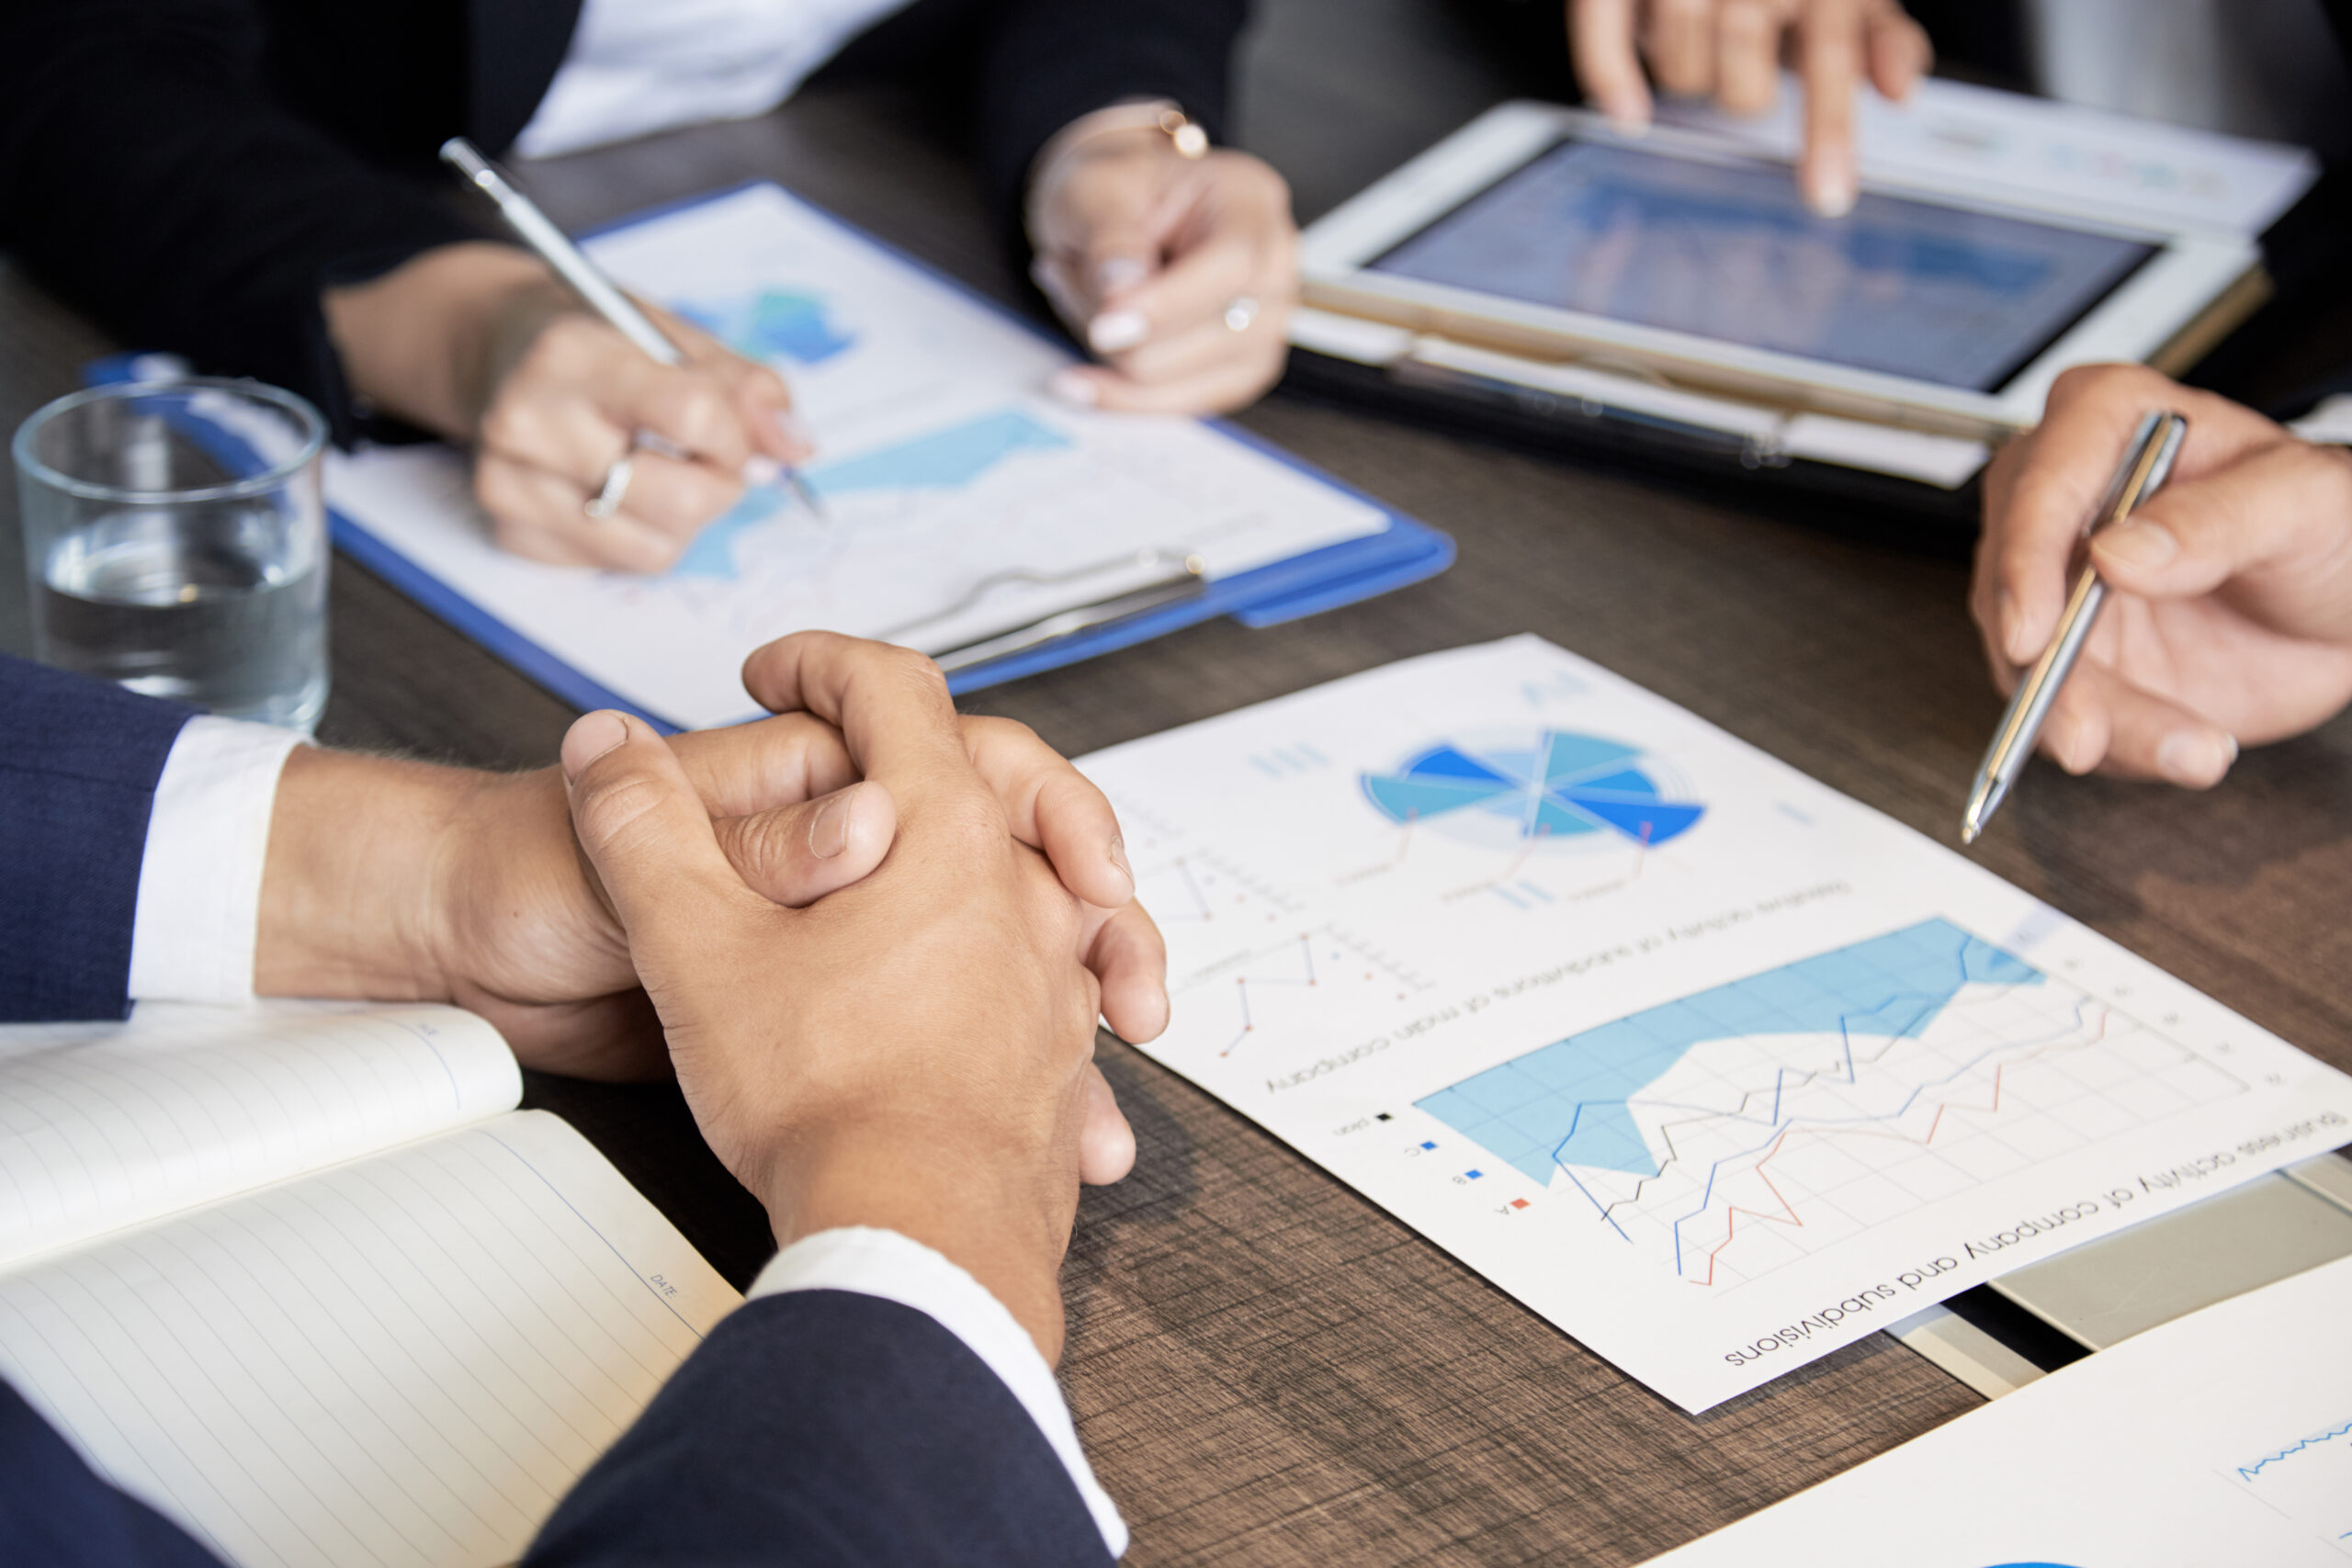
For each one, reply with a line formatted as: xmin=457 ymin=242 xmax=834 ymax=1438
xmin=1960 ymin=410 xmax=2188 ymax=844
xmin=437 ymin=137 xmax=826 ymax=519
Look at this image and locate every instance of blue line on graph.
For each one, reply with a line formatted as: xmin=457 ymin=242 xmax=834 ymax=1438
xmin=1660 ymin=996 xmax=2098 ymax=1278
xmin=2236 ymin=1417 xmax=2352 ymax=1482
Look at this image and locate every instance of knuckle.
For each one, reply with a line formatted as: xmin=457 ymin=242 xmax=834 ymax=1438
xmin=664 ymin=382 xmax=737 ymax=449
xmin=572 ymin=766 xmax=671 ymax=852
xmin=881 ymin=642 xmax=954 ymax=701
xmin=476 ymin=400 xmax=537 ymax=457
xmin=718 ymin=808 xmax=797 ymax=883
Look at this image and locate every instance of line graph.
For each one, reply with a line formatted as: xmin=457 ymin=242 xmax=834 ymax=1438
xmin=1417 ymin=919 xmax=2248 ymax=1288
xmin=1173 ymin=924 xmax=1435 ymax=1059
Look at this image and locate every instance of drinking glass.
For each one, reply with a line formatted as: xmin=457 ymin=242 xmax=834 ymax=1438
xmin=13 ymin=378 xmax=330 ymax=731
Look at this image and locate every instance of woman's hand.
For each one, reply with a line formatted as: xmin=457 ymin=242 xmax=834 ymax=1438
xmin=1567 ymin=0 xmax=1931 ymax=215
xmin=326 ymin=242 xmax=810 ymax=572
xmin=1027 ymin=109 xmax=1297 ymax=414
xmin=1971 ymin=365 xmax=2352 ymax=786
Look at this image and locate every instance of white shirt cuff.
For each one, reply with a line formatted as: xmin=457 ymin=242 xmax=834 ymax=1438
xmin=2289 ymin=394 xmax=2352 ymax=446
xmin=128 ymin=716 xmax=306 ymax=1002
xmin=749 ymin=1227 xmax=1127 ymax=1559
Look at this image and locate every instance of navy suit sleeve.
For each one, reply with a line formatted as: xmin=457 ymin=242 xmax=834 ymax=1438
xmin=0 ymin=1382 xmax=227 ymax=1568
xmin=526 ymin=1290 xmax=1114 ymax=1568
xmin=0 ymin=654 xmax=193 ymax=1022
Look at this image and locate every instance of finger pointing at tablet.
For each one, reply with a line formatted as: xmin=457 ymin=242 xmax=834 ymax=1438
xmin=1566 ymin=0 xmax=1932 ymax=216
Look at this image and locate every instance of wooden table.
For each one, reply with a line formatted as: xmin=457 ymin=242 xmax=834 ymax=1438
xmin=4 ymin=6 xmax=2348 ymax=1561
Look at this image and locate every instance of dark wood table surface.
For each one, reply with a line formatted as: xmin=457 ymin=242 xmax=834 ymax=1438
xmin=5 ymin=4 xmax=2348 ymax=1561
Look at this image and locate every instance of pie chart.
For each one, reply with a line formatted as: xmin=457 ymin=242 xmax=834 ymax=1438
xmin=1361 ymin=732 xmax=1705 ymax=848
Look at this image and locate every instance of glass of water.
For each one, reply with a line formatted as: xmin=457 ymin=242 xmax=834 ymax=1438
xmin=12 ymin=378 xmax=330 ymax=731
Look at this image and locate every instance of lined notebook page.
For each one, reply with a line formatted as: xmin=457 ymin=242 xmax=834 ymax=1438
xmin=0 ymin=1111 xmax=741 ymax=1568
xmin=0 ymin=1002 xmax=521 ymax=1269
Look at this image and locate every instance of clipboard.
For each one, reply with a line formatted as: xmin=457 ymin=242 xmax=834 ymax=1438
xmin=88 ymin=184 xmax=1453 ymax=728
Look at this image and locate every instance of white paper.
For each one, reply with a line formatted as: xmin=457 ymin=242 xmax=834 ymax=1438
xmin=1654 ymin=73 xmax=2318 ymax=236
xmin=327 ymin=184 xmax=1387 ymax=729
xmin=0 ymin=1111 xmax=739 ymax=1568
xmin=1079 ymin=637 xmax=2352 ymax=1411
xmin=0 ymin=1002 xmax=520 ymax=1269
xmin=1647 ymin=1252 xmax=2352 ymax=1564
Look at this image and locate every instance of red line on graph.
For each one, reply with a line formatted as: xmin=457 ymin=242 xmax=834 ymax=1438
xmin=1684 ymin=1011 xmax=2113 ymax=1286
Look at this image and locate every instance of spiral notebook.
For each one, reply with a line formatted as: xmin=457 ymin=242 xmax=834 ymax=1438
xmin=0 ymin=1002 xmax=738 ymax=1568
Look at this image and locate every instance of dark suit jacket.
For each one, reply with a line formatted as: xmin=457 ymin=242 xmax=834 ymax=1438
xmin=0 ymin=652 xmax=1113 ymax=1563
xmin=3 ymin=1292 xmax=1113 ymax=1567
xmin=0 ymin=653 xmax=192 ymax=1022
xmin=0 ymin=0 xmax=1248 ymax=442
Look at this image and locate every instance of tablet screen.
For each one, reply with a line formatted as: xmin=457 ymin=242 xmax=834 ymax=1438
xmin=1370 ymin=139 xmax=2157 ymax=392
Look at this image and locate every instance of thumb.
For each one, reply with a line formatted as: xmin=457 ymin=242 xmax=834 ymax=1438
xmin=1077 ymin=1064 xmax=1136 ymax=1186
xmin=562 ymin=710 xmax=754 ymax=969
xmin=712 ymin=779 xmax=899 ymax=908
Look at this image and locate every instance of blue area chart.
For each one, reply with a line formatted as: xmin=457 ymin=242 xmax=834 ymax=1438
xmin=672 ymin=408 xmax=1072 ymax=580
xmin=675 ymin=290 xmax=855 ymax=365
xmin=1416 ymin=919 xmax=2043 ymax=1186
xmin=1361 ymin=732 xmax=1704 ymax=848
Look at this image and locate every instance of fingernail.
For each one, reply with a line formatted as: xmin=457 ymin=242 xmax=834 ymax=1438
xmin=1107 ymin=833 xmax=1134 ymax=895
xmin=2155 ymin=728 xmax=2236 ymax=788
xmin=808 ymin=787 xmax=857 ymax=860
xmin=1088 ymin=309 xmax=1149 ymax=355
xmin=1600 ymin=95 xmax=1650 ymax=135
xmin=740 ymin=455 xmax=782 ymax=489
xmin=2045 ymin=716 xmax=2093 ymax=775
xmin=770 ymin=409 xmax=816 ymax=458
xmin=1094 ymin=256 xmax=1150 ymax=295
xmin=1996 ymin=588 xmax=2026 ymax=663
xmin=2094 ymin=519 xmax=2177 ymax=572
xmin=1809 ymin=165 xmax=1857 ymax=219
xmin=560 ymin=711 xmax=629 ymax=782
xmin=1048 ymin=368 xmax=1100 ymax=407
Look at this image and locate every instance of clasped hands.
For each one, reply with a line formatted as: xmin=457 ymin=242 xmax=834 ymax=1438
xmin=260 ymin=632 xmax=1166 ymax=1356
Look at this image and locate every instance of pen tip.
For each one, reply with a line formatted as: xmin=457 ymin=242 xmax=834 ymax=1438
xmin=1959 ymin=823 xmax=1978 ymax=846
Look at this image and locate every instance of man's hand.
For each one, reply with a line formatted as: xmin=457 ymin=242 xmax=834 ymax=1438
xmin=325 ymin=242 xmax=810 ymax=572
xmin=1567 ymin=0 xmax=1930 ymax=215
xmin=257 ymin=697 xmax=1166 ymax=1178
xmin=1971 ymin=364 xmax=2352 ymax=786
xmin=1027 ymin=115 xmax=1296 ymax=413
xmin=561 ymin=635 xmax=1165 ymax=1361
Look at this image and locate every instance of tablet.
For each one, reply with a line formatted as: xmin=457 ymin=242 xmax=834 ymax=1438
xmin=1298 ymin=103 xmax=2263 ymax=436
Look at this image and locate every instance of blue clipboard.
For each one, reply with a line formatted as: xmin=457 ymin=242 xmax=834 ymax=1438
xmin=87 ymin=182 xmax=1453 ymax=728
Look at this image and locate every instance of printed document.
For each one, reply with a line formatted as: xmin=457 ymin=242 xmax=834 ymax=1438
xmin=1647 ymin=1253 xmax=2352 ymax=1564
xmin=326 ymin=184 xmax=1387 ymax=728
xmin=1078 ymin=637 xmax=2352 ymax=1410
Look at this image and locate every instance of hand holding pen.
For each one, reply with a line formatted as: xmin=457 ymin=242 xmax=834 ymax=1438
xmin=394 ymin=139 xmax=821 ymax=573
xmin=1963 ymin=364 xmax=2352 ymax=833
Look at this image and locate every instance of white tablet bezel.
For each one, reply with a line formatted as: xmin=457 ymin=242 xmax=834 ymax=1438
xmin=1298 ymin=102 xmax=2260 ymax=436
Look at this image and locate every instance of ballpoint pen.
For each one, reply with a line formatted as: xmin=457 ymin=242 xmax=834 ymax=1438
xmin=1960 ymin=410 xmax=2188 ymax=845
xmin=437 ymin=137 xmax=826 ymax=520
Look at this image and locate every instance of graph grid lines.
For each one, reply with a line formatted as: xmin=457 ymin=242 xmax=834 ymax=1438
xmin=1417 ymin=919 xmax=2249 ymax=1289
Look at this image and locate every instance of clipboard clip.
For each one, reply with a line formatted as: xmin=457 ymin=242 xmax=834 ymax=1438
xmin=929 ymin=554 xmax=1208 ymax=675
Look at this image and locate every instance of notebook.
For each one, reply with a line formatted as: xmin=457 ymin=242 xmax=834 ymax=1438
xmin=313 ymin=181 xmax=1455 ymax=728
xmin=0 ymin=1002 xmax=740 ymax=1568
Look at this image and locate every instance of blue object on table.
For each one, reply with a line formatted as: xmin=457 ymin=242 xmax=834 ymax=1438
xmin=86 ymin=186 xmax=1453 ymax=725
